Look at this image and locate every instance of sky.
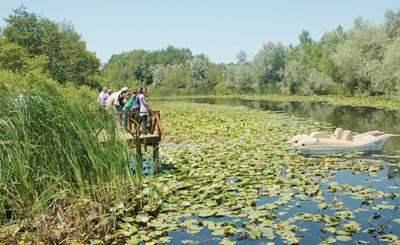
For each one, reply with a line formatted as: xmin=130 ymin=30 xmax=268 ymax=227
xmin=1 ymin=0 xmax=399 ymax=64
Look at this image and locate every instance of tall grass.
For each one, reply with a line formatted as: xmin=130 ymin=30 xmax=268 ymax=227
xmin=0 ymin=71 xmax=138 ymax=221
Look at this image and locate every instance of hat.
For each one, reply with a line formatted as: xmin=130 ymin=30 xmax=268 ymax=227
xmin=121 ymin=87 xmax=128 ymax=92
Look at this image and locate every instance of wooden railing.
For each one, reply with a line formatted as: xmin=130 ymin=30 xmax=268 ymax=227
xmin=127 ymin=110 xmax=163 ymax=139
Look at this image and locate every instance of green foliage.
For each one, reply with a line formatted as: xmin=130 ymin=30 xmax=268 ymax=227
xmin=2 ymin=7 xmax=100 ymax=86
xmin=3 ymin=6 xmax=400 ymax=97
xmin=236 ymin=50 xmax=248 ymax=64
xmin=0 ymin=71 xmax=135 ymax=219
xmin=251 ymin=42 xmax=286 ymax=92
xmin=281 ymin=59 xmax=309 ymax=95
xmin=0 ymin=37 xmax=47 ymax=74
xmin=98 ymin=8 xmax=400 ymax=97
xmin=333 ymin=26 xmax=390 ymax=95
xmin=225 ymin=63 xmax=254 ymax=92
xmin=378 ymin=36 xmax=400 ymax=95
xmin=101 ymin=46 xmax=193 ymax=88
xmin=385 ymin=9 xmax=400 ymax=39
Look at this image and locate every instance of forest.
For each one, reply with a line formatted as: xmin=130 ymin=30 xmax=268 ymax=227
xmin=1 ymin=7 xmax=400 ymax=97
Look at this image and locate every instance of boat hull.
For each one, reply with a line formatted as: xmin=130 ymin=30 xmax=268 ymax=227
xmin=296 ymin=138 xmax=389 ymax=155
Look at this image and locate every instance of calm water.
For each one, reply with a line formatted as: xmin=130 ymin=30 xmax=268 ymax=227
xmin=165 ymin=98 xmax=400 ymax=155
xmin=158 ymin=98 xmax=400 ymax=244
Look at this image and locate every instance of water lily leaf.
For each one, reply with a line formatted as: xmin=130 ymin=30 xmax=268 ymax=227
xmin=182 ymin=240 xmax=199 ymax=244
xmin=90 ymin=240 xmax=104 ymax=245
xmin=117 ymin=222 xmax=131 ymax=231
xmin=323 ymin=237 xmax=336 ymax=244
xmin=317 ymin=202 xmax=328 ymax=209
xmin=372 ymin=204 xmax=395 ymax=210
xmin=135 ymin=213 xmax=150 ymax=223
xmin=123 ymin=216 xmax=135 ymax=223
xmin=260 ymin=227 xmax=275 ymax=240
xmin=220 ymin=238 xmax=235 ymax=245
xmin=198 ymin=209 xmax=217 ymax=218
xmin=380 ymin=234 xmax=398 ymax=241
xmin=336 ymin=235 xmax=351 ymax=241
xmin=336 ymin=230 xmax=350 ymax=236
xmin=126 ymin=236 xmax=141 ymax=245
xmin=186 ymin=224 xmax=202 ymax=234
xmin=342 ymin=221 xmax=361 ymax=233
xmin=157 ymin=236 xmax=172 ymax=243
xmin=248 ymin=229 xmax=261 ymax=240
xmin=322 ymin=227 xmax=336 ymax=234
xmin=181 ymin=200 xmax=191 ymax=207
xmin=211 ymin=228 xmax=225 ymax=236
xmin=123 ymin=226 xmax=138 ymax=237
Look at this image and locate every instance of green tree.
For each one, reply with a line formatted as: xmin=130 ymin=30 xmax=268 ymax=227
xmin=252 ymin=42 xmax=286 ymax=92
xmin=377 ymin=36 xmax=400 ymax=95
xmin=101 ymin=46 xmax=192 ymax=88
xmin=0 ymin=37 xmax=47 ymax=73
xmin=385 ymin=9 xmax=400 ymax=39
xmin=3 ymin=7 xmax=100 ymax=86
xmin=299 ymin=30 xmax=313 ymax=46
xmin=333 ymin=26 xmax=390 ymax=95
xmin=236 ymin=50 xmax=248 ymax=64
xmin=0 ymin=37 xmax=27 ymax=72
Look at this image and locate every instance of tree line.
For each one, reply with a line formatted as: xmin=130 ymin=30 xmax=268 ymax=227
xmin=0 ymin=7 xmax=100 ymax=88
xmin=1 ymin=7 xmax=400 ymax=96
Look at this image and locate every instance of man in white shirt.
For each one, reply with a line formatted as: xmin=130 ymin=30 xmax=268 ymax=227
xmin=97 ymin=87 xmax=109 ymax=107
xmin=97 ymin=87 xmax=109 ymax=128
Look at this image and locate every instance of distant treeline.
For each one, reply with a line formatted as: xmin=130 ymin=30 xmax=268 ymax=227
xmin=1 ymin=7 xmax=400 ymax=96
xmin=102 ymin=10 xmax=400 ymax=96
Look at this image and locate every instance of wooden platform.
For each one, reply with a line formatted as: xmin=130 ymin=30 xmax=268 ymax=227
xmin=97 ymin=129 xmax=161 ymax=145
xmin=96 ymin=111 xmax=163 ymax=172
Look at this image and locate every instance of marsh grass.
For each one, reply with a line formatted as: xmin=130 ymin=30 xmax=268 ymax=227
xmin=0 ymin=72 xmax=159 ymax=241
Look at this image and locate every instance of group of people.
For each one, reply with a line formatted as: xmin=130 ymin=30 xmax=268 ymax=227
xmin=97 ymin=86 xmax=151 ymax=132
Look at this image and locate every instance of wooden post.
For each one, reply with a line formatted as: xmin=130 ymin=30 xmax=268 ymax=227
xmin=153 ymin=142 xmax=159 ymax=174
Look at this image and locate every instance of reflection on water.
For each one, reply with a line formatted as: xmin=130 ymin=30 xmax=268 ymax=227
xmin=170 ymin=97 xmax=400 ymax=154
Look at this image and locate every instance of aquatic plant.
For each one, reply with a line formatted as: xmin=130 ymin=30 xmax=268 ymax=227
xmin=0 ymin=71 xmax=157 ymax=242
xmin=113 ymin=101 xmax=399 ymax=244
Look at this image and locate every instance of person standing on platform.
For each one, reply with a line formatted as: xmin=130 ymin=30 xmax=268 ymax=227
xmin=137 ymin=87 xmax=151 ymax=134
xmin=97 ymin=87 xmax=109 ymax=127
xmin=122 ymin=88 xmax=142 ymax=129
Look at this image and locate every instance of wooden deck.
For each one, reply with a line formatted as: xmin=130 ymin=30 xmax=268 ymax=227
xmin=97 ymin=111 xmax=163 ymax=170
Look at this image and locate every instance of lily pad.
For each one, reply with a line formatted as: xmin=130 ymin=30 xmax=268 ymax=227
xmin=336 ymin=235 xmax=352 ymax=241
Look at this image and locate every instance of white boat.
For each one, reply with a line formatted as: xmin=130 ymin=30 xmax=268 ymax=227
xmin=290 ymin=128 xmax=397 ymax=155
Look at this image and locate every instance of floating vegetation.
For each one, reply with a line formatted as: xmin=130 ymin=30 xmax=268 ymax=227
xmin=111 ymin=101 xmax=398 ymax=244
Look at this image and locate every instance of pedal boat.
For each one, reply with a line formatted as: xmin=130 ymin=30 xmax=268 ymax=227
xmin=290 ymin=128 xmax=396 ymax=155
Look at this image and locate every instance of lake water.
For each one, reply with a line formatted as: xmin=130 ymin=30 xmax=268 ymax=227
xmin=166 ymin=98 xmax=400 ymax=155
xmin=158 ymin=98 xmax=400 ymax=244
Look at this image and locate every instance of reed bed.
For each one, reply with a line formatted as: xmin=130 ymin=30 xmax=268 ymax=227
xmin=0 ymin=72 xmax=153 ymax=242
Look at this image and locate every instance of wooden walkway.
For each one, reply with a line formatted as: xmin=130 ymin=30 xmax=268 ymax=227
xmin=97 ymin=111 xmax=163 ymax=167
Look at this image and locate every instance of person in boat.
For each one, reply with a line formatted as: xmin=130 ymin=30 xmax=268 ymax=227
xmin=137 ymin=87 xmax=152 ymax=134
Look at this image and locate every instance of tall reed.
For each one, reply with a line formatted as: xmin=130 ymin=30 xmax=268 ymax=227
xmin=0 ymin=71 xmax=139 ymax=220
